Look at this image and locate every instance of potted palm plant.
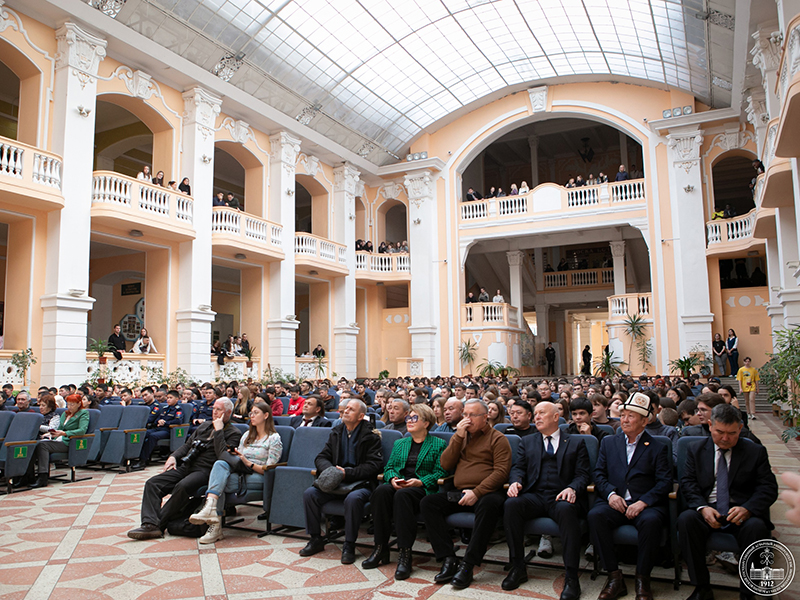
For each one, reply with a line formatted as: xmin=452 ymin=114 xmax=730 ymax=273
xmin=458 ymin=339 xmax=478 ymax=374
xmin=242 ymin=344 xmax=256 ymax=369
xmin=622 ymin=313 xmax=647 ymax=375
xmin=594 ymin=349 xmax=626 ymax=378
xmin=669 ymin=355 xmax=701 ymax=378
xmin=89 ymin=338 xmax=110 ymax=364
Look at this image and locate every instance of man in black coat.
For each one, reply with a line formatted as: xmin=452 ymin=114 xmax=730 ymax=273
xmin=289 ymin=395 xmax=331 ymax=428
xmin=678 ymin=404 xmax=778 ymax=600
xmin=681 ymin=393 xmax=761 ymax=445
xmin=588 ymin=392 xmax=672 ymax=600
xmin=127 ymin=398 xmax=242 ymax=540
xmin=108 ymin=324 xmax=127 ymax=360
xmin=545 ymin=342 xmax=556 ymax=376
xmin=300 ymin=399 xmax=382 ymax=564
xmin=502 ymin=401 xmax=590 ymax=599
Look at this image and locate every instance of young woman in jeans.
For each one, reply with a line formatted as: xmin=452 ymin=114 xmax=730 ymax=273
xmin=190 ymin=401 xmax=282 ymax=544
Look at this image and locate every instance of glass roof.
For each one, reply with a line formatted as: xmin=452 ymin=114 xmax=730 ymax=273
xmin=124 ymin=0 xmax=711 ymax=163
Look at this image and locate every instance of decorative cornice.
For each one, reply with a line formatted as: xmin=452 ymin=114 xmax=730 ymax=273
xmin=745 ymin=90 xmax=769 ymax=126
xmin=506 ymin=250 xmax=525 ymax=266
xmin=667 ymin=129 xmax=704 ymax=173
xmin=380 ymin=181 xmax=404 ymax=200
xmin=182 ymin=87 xmax=221 ymax=141
xmin=751 ymin=27 xmax=782 ymax=77
xmin=528 ymin=86 xmax=548 ymax=113
xmin=269 ymin=131 xmax=301 ymax=165
xmin=55 ymin=23 xmax=107 ymax=89
xmin=404 ymin=170 xmax=433 ymax=208
xmin=334 ymin=163 xmax=360 ymax=195
xmin=609 ymin=241 xmax=626 ymax=258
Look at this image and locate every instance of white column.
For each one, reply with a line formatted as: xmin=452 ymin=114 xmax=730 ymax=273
xmin=405 ymin=170 xmax=440 ymax=376
xmin=776 ymin=0 xmax=800 ymax=33
xmin=528 ymin=135 xmax=539 ymax=188
xmin=507 ymin=250 xmax=524 ymax=329
xmin=609 ymin=241 xmax=626 ymax=296
xmin=267 ymin=132 xmax=301 ymax=375
xmin=666 ymin=126 xmax=714 ymax=353
xmin=40 ymin=24 xmax=106 ymax=385
xmin=765 ymin=237 xmax=784 ymax=346
xmin=175 ymin=87 xmax=221 ymax=382
xmin=775 ymin=205 xmax=800 ymax=327
xmin=751 ymin=26 xmax=782 ymax=119
xmin=332 ymin=164 xmax=360 ymax=378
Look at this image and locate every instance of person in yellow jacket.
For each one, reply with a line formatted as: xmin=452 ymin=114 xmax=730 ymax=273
xmin=737 ymin=356 xmax=760 ymax=421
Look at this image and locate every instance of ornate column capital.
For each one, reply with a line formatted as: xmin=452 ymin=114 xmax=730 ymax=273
xmin=609 ymin=241 xmax=626 ymax=258
xmin=666 ymin=128 xmax=704 ymax=173
xmin=334 ymin=163 xmax=361 ymax=195
xmin=751 ymin=26 xmax=783 ymax=79
xmin=527 ymin=134 xmax=539 ymax=148
xmin=269 ymin=131 xmax=302 ymax=166
xmin=506 ymin=250 xmax=525 ymax=266
xmin=182 ymin=88 xmax=222 ymax=140
xmin=745 ymin=89 xmax=769 ymax=126
xmin=222 ymin=118 xmax=252 ymax=144
xmin=404 ymin=170 xmax=433 ymax=208
xmin=55 ymin=23 xmax=107 ymax=86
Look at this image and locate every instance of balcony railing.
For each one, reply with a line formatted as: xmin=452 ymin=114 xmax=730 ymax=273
xmin=355 ymin=251 xmax=411 ymax=274
xmin=462 ymin=302 xmax=520 ymax=329
xmin=297 ymin=357 xmax=327 ymax=380
xmin=777 ymin=14 xmax=800 ymax=104
xmin=211 ymin=207 xmax=283 ymax=255
xmin=86 ymin=353 xmax=166 ymax=387
xmin=608 ymin=293 xmax=652 ymax=320
xmin=92 ymin=171 xmax=194 ymax=229
xmin=706 ymin=209 xmax=756 ymax=246
xmin=294 ymin=233 xmax=348 ymax=266
xmin=543 ymin=268 xmax=614 ymax=289
xmin=460 ymin=179 xmax=645 ymax=224
xmin=0 ymin=137 xmax=63 ymax=191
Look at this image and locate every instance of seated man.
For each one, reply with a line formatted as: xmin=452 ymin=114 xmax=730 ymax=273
xmin=135 ymin=390 xmax=185 ymax=467
xmin=127 ymin=398 xmax=241 ymax=539
xmin=682 ymin=393 xmax=761 ymax=444
xmin=300 ymin=399 xmax=382 ymax=564
xmin=588 ymin=392 xmax=672 ymax=600
xmin=290 ymin=395 xmax=331 ymax=428
xmin=505 ymin=399 xmax=537 ymax=437
xmin=433 ymin=398 xmax=464 ymax=433
xmin=14 ymin=391 xmax=36 ymax=413
xmin=383 ymin=398 xmax=410 ymax=434
xmin=678 ymin=404 xmax=778 ymax=600
xmin=286 ymin=385 xmax=305 ymax=416
xmin=502 ymin=402 xmax=590 ymax=599
xmin=191 ymin=385 xmax=219 ymax=432
xmin=420 ymin=399 xmax=512 ymax=590
xmin=565 ymin=396 xmax=608 ymax=442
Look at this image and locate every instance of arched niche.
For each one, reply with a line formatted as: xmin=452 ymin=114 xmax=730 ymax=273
xmin=95 ymin=93 xmax=174 ymax=181
xmin=214 ymin=140 xmax=265 ymax=217
xmin=0 ymin=38 xmax=42 ymax=146
xmin=295 ymin=174 xmax=329 ymax=238
xmin=355 ymin=196 xmax=366 ymax=241
xmin=376 ymin=198 xmax=407 ymax=246
xmin=710 ymin=150 xmax=757 ymax=217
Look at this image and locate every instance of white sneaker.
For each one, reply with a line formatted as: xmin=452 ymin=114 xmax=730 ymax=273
xmin=585 ymin=543 xmax=594 ymax=561
xmin=538 ymin=535 xmax=553 ymax=558
xmin=750 ymin=414 xmax=757 ymax=420
xmin=199 ymin=523 xmax=223 ymax=544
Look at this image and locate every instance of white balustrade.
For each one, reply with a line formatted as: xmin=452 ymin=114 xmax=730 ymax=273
xmin=319 ymin=240 xmax=336 ymax=261
xmin=637 ymin=294 xmax=651 ymax=316
xmin=482 ymin=303 xmax=504 ymax=322
xmin=608 ymin=293 xmax=652 ymax=319
xmin=92 ymin=172 xmax=196 ymax=227
xmin=610 ymin=179 xmax=645 ymax=202
xmin=370 ymin=254 xmax=393 ymax=272
xmin=294 ymin=233 xmax=347 ymax=265
xmin=571 ymin=270 xmax=598 ymax=286
xmin=354 ymin=251 xmax=411 ymax=276
xmin=33 ymin=153 xmax=62 ymax=189
xmin=461 ymin=201 xmax=488 ymax=220
xmin=397 ymin=254 xmax=410 ymax=271
xmin=92 ymin=173 xmax=131 ymax=206
xmin=0 ymin=136 xmax=63 ymax=194
xmin=706 ymin=210 xmax=756 ymax=246
xmin=176 ymin=196 xmax=193 ymax=223
xmin=544 ymin=272 xmax=568 ymax=288
xmin=601 ymin=269 xmax=614 ymax=284
xmin=610 ymin=296 xmax=628 ymax=317
xmin=295 ymin=234 xmax=317 ymax=255
xmin=245 ymin=216 xmax=268 ymax=242
xmin=543 ymin=268 xmax=613 ymax=289
xmin=567 ymin=186 xmax=599 ymax=207
xmin=706 ymin=221 xmax=722 ymax=245
xmin=271 ymin=224 xmax=283 ymax=247
xmin=355 ymin=253 xmax=367 ymax=270
xmin=0 ymin=142 xmax=23 ymax=179
xmin=211 ymin=208 xmax=240 ymax=234
xmin=138 ymin=184 xmax=170 ymax=216
xmin=338 ymin=246 xmax=347 ymax=264
xmin=498 ymin=195 xmax=527 ymax=216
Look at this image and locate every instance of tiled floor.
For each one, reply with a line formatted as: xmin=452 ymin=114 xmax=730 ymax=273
xmin=2 ymin=414 xmax=799 ymax=600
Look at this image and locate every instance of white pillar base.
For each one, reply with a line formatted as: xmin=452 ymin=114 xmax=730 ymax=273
xmin=40 ymin=294 xmax=96 ymax=386
xmin=680 ymin=313 xmax=714 ymax=354
xmin=267 ymin=318 xmax=299 ymax=376
xmin=409 ymin=325 xmax=438 ymax=377
xmin=333 ymin=326 xmax=359 ymax=379
xmin=778 ymin=289 xmax=800 ymax=328
xmin=176 ymin=309 xmax=216 ymax=382
xmin=766 ymin=303 xmax=784 ymax=349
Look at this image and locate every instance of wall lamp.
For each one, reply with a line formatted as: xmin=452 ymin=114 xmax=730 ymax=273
xmin=77 ymin=105 xmax=92 ymax=118
xmin=129 ymin=229 xmax=143 ymax=237
xmin=683 ymin=185 xmax=694 ymax=193
xmin=201 ymin=154 xmax=212 ymax=164
xmin=413 ymin=217 xmax=421 ymax=225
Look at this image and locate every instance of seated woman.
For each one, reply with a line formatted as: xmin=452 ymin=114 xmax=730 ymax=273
xmin=518 ymin=181 xmax=529 ymax=194
xmin=487 ymin=400 xmax=506 ymax=427
xmin=509 ymin=183 xmax=519 ymax=196
xmin=231 ymin=386 xmax=252 ymax=424
xmin=30 ymin=394 xmax=89 ymax=488
xmin=131 ymin=328 xmax=157 ymax=354
xmin=189 ymin=401 xmax=282 ymax=544
xmin=362 ymin=404 xmax=448 ymax=579
xmin=38 ymin=393 xmax=60 ymax=436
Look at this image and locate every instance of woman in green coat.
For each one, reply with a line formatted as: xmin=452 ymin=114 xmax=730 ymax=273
xmin=31 ymin=394 xmax=89 ymax=488
xmin=362 ymin=403 xmax=448 ymax=580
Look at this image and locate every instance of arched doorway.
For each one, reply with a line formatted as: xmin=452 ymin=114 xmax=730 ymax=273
xmin=214 ymin=141 xmax=265 ymax=216
xmin=376 ymin=199 xmax=407 ymax=247
xmin=712 ymin=154 xmax=757 ymax=217
xmin=295 ymin=175 xmax=329 ymax=238
xmin=0 ymin=38 xmax=42 ymax=146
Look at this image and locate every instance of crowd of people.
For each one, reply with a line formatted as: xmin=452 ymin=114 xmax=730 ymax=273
xmin=136 ymin=165 xmax=191 ymax=195
xmin=355 ymin=239 xmax=410 ymax=253
xmin=465 ymin=287 xmax=505 ymax=303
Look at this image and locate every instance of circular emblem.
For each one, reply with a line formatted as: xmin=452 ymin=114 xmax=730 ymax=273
xmin=739 ymin=539 xmax=795 ymax=596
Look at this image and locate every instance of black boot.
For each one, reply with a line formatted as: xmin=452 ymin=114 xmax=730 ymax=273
xmin=395 ymin=548 xmax=413 ymax=580
xmin=341 ymin=541 xmax=356 ymax=564
xmin=299 ymin=535 xmax=326 ymax=557
xmin=362 ymin=545 xmax=389 ymax=569
xmin=29 ymin=473 xmax=49 ymax=489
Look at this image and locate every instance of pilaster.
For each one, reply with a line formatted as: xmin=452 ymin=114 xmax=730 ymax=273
xmin=507 ymin=250 xmax=524 ymax=332
xmin=751 ymin=25 xmax=782 ymax=119
xmin=528 ymin=135 xmax=539 ymax=187
xmin=745 ymin=90 xmax=770 ymax=158
xmin=609 ymin=241 xmax=627 ymax=296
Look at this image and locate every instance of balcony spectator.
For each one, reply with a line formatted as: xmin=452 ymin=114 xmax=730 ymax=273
xmin=598 ymin=172 xmax=608 ymax=183
xmin=240 ymin=333 xmax=250 ymax=354
xmin=378 ymin=241 xmax=388 ymax=254
xmin=398 ymin=240 xmax=409 ymax=253
xmin=586 ymin=174 xmax=597 ymax=185
xmin=629 ymin=164 xmax=643 ymax=178
xmin=565 ymin=177 xmax=576 ymax=188
xmin=465 ymin=187 xmax=482 ymax=202
xmin=496 ymin=187 xmax=506 ymax=197
xmin=132 ymin=327 xmax=157 ymax=354
xmin=364 ymin=241 xmax=374 ymax=252
xmin=752 ymin=159 xmax=765 ymax=174
xmin=510 ymin=183 xmax=519 ymax=196
xmin=136 ymin=166 xmax=152 ymax=182
xmin=575 ymin=175 xmax=585 ymax=187
xmin=226 ymin=193 xmax=242 ymax=211
xmin=478 ymin=287 xmax=490 ymax=302
xmin=211 ymin=340 xmax=225 ymax=365
xmin=751 ymin=266 xmax=767 ymax=286
xmin=167 ymin=180 xmax=178 ymax=191
xmin=108 ymin=323 xmax=126 ymax=360
xmin=492 ymin=289 xmax=504 ymax=303
xmin=465 ymin=292 xmax=478 ymax=304
xmin=544 ymin=263 xmax=554 ymax=272
xmin=723 ymin=204 xmax=737 ymax=219
xmin=153 ymin=170 xmax=165 ymax=186
xmin=213 ymin=192 xmax=226 ymax=207
xmin=712 ymin=206 xmax=725 ymax=219
xmin=356 ymin=239 xmax=365 ymax=251
xmin=519 ymin=181 xmax=529 ymax=194
xmin=557 ymin=258 xmax=569 ymax=272
xmin=312 ymin=344 xmax=325 ymax=358
xmin=179 ymin=177 xmax=191 ymax=195
xmin=615 ymin=164 xmax=629 ymax=181
xmin=486 ymin=186 xmax=497 ymax=198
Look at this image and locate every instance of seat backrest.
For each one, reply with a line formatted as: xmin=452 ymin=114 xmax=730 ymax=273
xmin=572 ymin=434 xmax=599 ymax=472
xmin=379 ymin=429 xmax=403 ymax=467
xmin=430 ymin=431 xmax=453 ymax=446
xmin=0 ymin=411 xmax=14 ymax=438
xmin=325 ymin=412 xmax=340 ymax=420
xmin=676 ymin=435 xmax=708 ymax=482
xmin=56 ymin=407 xmax=67 ymax=415
xmin=86 ymin=409 xmax=101 ymax=434
xmin=374 ymin=419 xmax=385 ymax=429
xmin=651 ymin=434 xmax=675 ymax=472
xmin=559 ymin=423 xmax=568 ymax=433
xmin=505 ymin=434 xmax=521 ymax=467
xmin=234 ymin=423 xmax=248 ymax=435
xmin=279 ymin=397 xmax=290 ymax=414
xmin=286 ymin=427 xmax=331 ymax=467
xmin=4 ymin=412 xmax=42 ymax=443
xmin=274 ymin=425 xmax=293 ymax=463
xmin=274 ymin=416 xmax=293 ymax=427
xmin=96 ymin=405 xmax=123 ymax=429
xmin=596 ymin=424 xmax=615 ymax=436
xmin=118 ymin=405 xmax=151 ymax=429
xmin=493 ymin=423 xmax=513 ymax=433
xmin=558 ymin=417 xmax=566 ymax=425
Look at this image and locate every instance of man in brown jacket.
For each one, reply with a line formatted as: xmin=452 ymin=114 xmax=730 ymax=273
xmin=420 ymin=399 xmax=512 ymax=589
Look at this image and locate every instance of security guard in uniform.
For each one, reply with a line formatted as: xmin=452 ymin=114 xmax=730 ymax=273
xmin=135 ymin=390 xmax=184 ymax=467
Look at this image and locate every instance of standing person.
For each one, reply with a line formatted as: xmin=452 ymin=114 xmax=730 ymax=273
xmin=737 ymin=357 xmax=760 ymax=421
xmin=492 ymin=289 xmax=504 ymax=303
xmin=545 ymin=342 xmax=556 ymax=376
xmin=178 ymin=177 xmax=191 ymax=195
xmin=30 ymin=395 xmax=89 ymax=488
xmin=615 ymin=164 xmax=629 ymax=181
xmin=312 ymin=344 xmax=325 ymax=358
xmin=478 ymin=287 xmax=490 ymax=302
xmin=725 ymin=329 xmax=739 ymax=375
xmin=712 ymin=333 xmax=727 ymax=376
xmin=581 ymin=345 xmax=592 ymax=376
xmin=108 ymin=324 xmax=127 ymax=360
xmin=136 ymin=165 xmax=152 ymax=182
xmin=362 ymin=404 xmax=448 ymax=579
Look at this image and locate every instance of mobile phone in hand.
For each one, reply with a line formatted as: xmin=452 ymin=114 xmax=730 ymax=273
xmin=48 ymin=429 xmax=57 ymax=433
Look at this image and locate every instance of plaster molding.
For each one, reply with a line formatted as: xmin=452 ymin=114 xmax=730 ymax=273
xmin=506 ymin=250 xmax=525 ymax=266
xmin=55 ymin=22 xmax=107 ymax=89
xmin=667 ymin=129 xmax=704 ymax=173
xmin=750 ymin=27 xmax=782 ymax=77
xmin=609 ymin=240 xmax=626 ymax=258
xmin=528 ymin=86 xmax=548 ymax=113
xmin=182 ymin=87 xmax=222 ymax=142
xmin=745 ymin=90 xmax=769 ymax=126
xmin=403 ymin=170 xmax=433 ymax=209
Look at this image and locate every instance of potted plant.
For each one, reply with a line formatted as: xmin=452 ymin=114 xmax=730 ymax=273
xmin=242 ymin=344 xmax=256 ymax=369
xmin=458 ymin=339 xmax=478 ymax=374
xmin=669 ymin=355 xmax=702 ymax=379
xmin=378 ymin=369 xmax=390 ymax=380
xmin=89 ymin=338 xmax=110 ymax=364
xmin=314 ymin=354 xmax=326 ymax=379
xmin=761 ymin=325 xmax=800 ymax=440
xmin=10 ymin=348 xmax=37 ymax=390
xmin=594 ymin=350 xmax=626 ymax=378
xmin=621 ymin=313 xmax=647 ymax=375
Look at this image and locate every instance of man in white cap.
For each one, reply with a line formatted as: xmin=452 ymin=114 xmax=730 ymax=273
xmin=588 ymin=392 xmax=672 ymax=600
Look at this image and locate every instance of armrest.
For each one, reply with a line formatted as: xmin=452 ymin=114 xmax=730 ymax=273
xmin=169 ymin=424 xmax=187 ymax=428
xmin=99 ymin=427 xmax=116 ymax=432
xmin=437 ymin=475 xmax=455 ymax=486
xmin=311 ymin=469 xmax=317 ymax=476
xmin=264 ymin=462 xmax=287 ymax=471
xmin=123 ymin=428 xmax=147 ymax=434
xmin=587 ymin=484 xmax=595 ymax=493
xmin=668 ymin=491 xmax=677 ymax=500
xmin=377 ymin=474 xmax=384 ymax=482
xmin=5 ymin=439 xmax=37 ymax=447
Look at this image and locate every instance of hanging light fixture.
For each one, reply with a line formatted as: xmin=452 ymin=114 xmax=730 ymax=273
xmin=578 ymin=137 xmax=594 ymax=163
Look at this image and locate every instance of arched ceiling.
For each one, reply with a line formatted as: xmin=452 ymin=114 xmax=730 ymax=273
xmin=112 ymin=0 xmax=734 ymax=165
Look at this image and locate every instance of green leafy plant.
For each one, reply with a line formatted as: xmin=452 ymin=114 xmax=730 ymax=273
xmin=621 ymin=313 xmax=647 ymax=372
xmin=458 ymin=339 xmax=478 ymax=373
xmin=378 ymin=369 xmax=390 ymax=380
xmin=637 ymin=338 xmax=654 ymax=372
xmin=761 ymin=326 xmax=800 ymax=441
xmin=261 ymin=364 xmax=293 ymax=385
xmin=314 ymin=355 xmax=326 ymax=379
xmin=89 ymin=338 xmax=110 ymax=359
xmin=242 ymin=345 xmax=256 ymax=362
xmin=669 ymin=355 xmax=701 ymax=378
xmin=476 ymin=360 xmax=519 ymax=378
xmin=594 ymin=350 xmax=626 ymax=378
xmin=11 ymin=348 xmax=37 ymax=388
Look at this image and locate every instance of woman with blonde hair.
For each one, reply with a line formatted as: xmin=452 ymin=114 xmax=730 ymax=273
xmin=231 ymin=386 xmax=252 ymax=424
xmin=487 ymin=400 xmax=506 ymax=427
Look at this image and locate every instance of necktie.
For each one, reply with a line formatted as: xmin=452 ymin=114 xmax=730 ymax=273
xmin=303 ymin=419 xmax=311 ymax=427
xmin=716 ymin=449 xmax=730 ymax=517
xmin=546 ymin=436 xmax=555 ymax=456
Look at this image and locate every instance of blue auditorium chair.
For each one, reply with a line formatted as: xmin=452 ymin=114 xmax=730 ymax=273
xmin=99 ymin=405 xmax=150 ymax=471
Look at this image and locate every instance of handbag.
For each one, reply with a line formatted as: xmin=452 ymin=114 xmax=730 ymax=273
xmin=221 ymin=448 xmax=253 ymax=475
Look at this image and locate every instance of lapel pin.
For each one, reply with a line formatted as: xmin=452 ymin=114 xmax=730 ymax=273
xmin=644 ymin=442 xmax=650 ymax=446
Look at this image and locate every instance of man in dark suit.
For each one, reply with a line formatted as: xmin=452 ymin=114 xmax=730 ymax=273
xmin=681 ymin=393 xmax=761 ymax=445
xmin=545 ymin=342 xmax=556 ymax=376
xmin=588 ymin=392 xmax=672 ymax=600
xmin=678 ymin=404 xmax=778 ymax=600
xmin=502 ymin=401 xmax=590 ymax=598
xmin=108 ymin=324 xmax=126 ymax=360
xmin=289 ymin=395 xmax=331 ymax=428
